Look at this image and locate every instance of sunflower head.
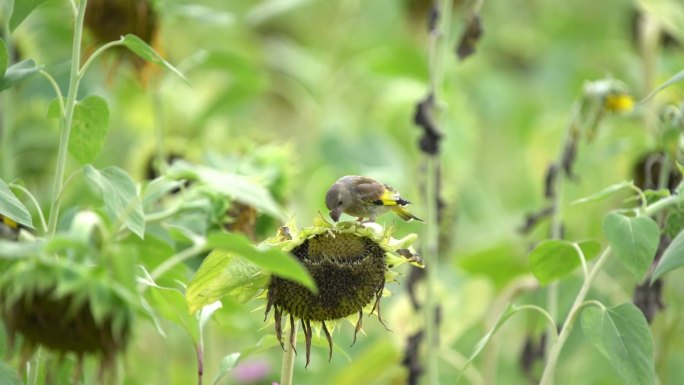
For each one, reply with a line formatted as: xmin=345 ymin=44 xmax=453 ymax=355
xmin=264 ymin=215 xmax=423 ymax=366
xmin=0 ymin=258 xmax=135 ymax=377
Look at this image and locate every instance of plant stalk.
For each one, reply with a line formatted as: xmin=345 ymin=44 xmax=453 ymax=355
xmin=1 ymin=22 xmax=15 ymax=181
xmin=539 ymin=246 xmax=611 ymax=385
xmin=280 ymin=322 xmax=298 ymax=385
xmin=47 ymin=0 xmax=88 ymax=235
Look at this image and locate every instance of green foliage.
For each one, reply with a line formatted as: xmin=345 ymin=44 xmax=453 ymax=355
xmin=168 ymin=161 xmax=287 ymax=222
xmin=0 ymin=59 xmax=40 ymax=92
xmin=211 ymin=353 xmax=241 ymax=385
xmin=0 ymin=38 xmax=7 ymax=78
xmin=206 ymin=232 xmax=315 ymax=293
xmin=186 ymin=249 xmax=268 ymax=314
xmin=120 ymin=34 xmax=189 ymax=84
xmin=652 ymin=229 xmax=684 ymax=281
xmin=581 ymin=303 xmax=655 ymax=385
xmin=68 ymin=95 xmax=110 ymax=165
xmin=0 ymin=178 xmax=33 ymax=229
xmin=83 ymin=165 xmax=145 ymax=238
xmin=0 ymin=360 xmax=22 ymax=385
xmin=528 ymin=240 xmax=600 ymax=285
xmin=603 ymin=212 xmax=660 ymax=279
xmin=9 ymin=0 xmax=49 ymax=32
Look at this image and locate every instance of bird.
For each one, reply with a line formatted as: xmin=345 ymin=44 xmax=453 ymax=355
xmin=325 ymin=176 xmax=423 ymax=223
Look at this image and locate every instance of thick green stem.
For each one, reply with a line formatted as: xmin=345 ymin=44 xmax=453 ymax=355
xmin=280 ymin=322 xmax=298 ymax=385
xmin=46 ymin=0 xmax=87 ymax=235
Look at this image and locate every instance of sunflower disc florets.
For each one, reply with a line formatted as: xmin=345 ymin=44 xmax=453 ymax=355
xmin=264 ymin=215 xmax=423 ymax=366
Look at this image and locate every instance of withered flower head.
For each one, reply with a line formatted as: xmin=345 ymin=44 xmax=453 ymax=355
xmin=264 ymin=214 xmax=424 ymax=366
xmin=0 ymin=258 xmax=135 ymax=378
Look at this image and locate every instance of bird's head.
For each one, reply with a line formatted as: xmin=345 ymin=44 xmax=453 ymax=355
xmin=325 ymin=182 xmax=350 ymax=222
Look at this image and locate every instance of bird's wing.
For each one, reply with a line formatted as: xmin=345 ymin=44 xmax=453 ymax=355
xmin=352 ymin=177 xmax=406 ymax=206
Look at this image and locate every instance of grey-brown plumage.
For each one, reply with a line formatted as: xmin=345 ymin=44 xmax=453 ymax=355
xmin=325 ymin=176 xmax=423 ymax=222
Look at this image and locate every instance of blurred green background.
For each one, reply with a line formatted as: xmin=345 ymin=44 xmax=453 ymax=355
xmin=3 ymin=0 xmax=684 ymax=384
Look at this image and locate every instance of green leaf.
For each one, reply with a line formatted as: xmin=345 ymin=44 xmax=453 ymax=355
xmin=652 ymin=229 xmax=684 ymax=282
xmin=0 ymin=178 xmax=33 ymax=229
xmin=211 ymin=353 xmax=241 ymax=385
xmin=0 ymin=59 xmax=41 ymax=92
xmin=168 ymin=161 xmax=287 ymax=221
xmin=581 ymin=303 xmax=655 ymax=385
xmin=0 ymin=38 xmax=8 ymax=78
xmin=68 ymin=95 xmax=110 ymax=164
xmin=9 ymin=0 xmax=49 ymax=31
xmin=120 ymin=34 xmax=189 ymax=84
xmin=206 ymin=232 xmax=316 ymax=293
xmin=571 ymin=181 xmax=634 ymax=205
xmin=0 ymin=360 xmax=22 ymax=385
xmin=603 ymin=213 xmax=660 ymax=279
xmin=148 ymin=285 xmax=199 ymax=343
xmin=528 ymin=240 xmax=601 ymax=285
xmin=186 ymin=249 xmax=269 ymax=314
xmin=84 ymin=165 xmax=145 ymax=238
xmin=0 ymin=240 xmax=43 ymax=258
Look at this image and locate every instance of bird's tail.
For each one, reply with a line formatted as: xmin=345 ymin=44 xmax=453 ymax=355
xmin=392 ymin=206 xmax=424 ymax=222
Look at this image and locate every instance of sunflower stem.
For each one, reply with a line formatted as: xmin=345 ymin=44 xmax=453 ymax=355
xmin=47 ymin=0 xmax=88 ymax=236
xmin=280 ymin=322 xmax=298 ymax=385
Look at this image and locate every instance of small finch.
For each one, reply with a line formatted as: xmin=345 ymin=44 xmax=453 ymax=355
xmin=325 ymin=176 xmax=423 ymax=223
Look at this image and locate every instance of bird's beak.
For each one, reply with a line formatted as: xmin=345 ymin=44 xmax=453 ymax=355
xmin=329 ymin=210 xmax=341 ymax=222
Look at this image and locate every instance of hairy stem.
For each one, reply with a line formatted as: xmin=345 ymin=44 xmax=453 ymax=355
xmin=47 ymin=0 xmax=88 ymax=235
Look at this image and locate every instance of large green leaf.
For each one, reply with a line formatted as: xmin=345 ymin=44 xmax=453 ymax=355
xmin=186 ymin=249 xmax=268 ymax=314
xmin=9 ymin=0 xmax=49 ymax=31
xmin=168 ymin=161 xmax=286 ymax=221
xmin=0 ymin=178 xmax=33 ymax=229
xmin=84 ymin=165 xmax=145 ymax=238
xmin=0 ymin=59 xmax=41 ymax=92
xmin=0 ymin=38 xmax=8 ymax=78
xmin=68 ymin=95 xmax=110 ymax=165
xmin=652 ymin=229 xmax=684 ymax=282
xmin=603 ymin=213 xmax=660 ymax=279
xmin=206 ymin=232 xmax=316 ymax=293
xmin=528 ymin=240 xmax=601 ymax=285
xmin=581 ymin=303 xmax=655 ymax=385
xmin=121 ymin=34 xmax=189 ymax=84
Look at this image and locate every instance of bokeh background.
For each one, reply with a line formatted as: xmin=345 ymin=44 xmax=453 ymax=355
xmin=3 ymin=0 xmax=684 ymax=384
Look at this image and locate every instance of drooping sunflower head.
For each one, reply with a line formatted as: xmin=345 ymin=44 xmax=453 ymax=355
xmin=0 ymin=258 xmax=135 ymax=377
xmin=264 ymin=215 xmax=423 ymax=366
